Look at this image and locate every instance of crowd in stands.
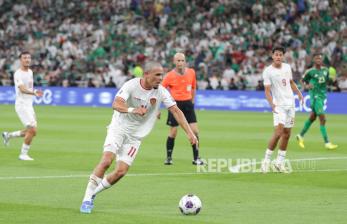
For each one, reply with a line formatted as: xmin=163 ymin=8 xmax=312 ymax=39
xmin=0 ymin=0 xmax=346 ymax=91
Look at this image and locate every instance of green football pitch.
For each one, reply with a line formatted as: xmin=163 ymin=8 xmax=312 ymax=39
xmin=0 ymin=105 xmax=346 ymax=224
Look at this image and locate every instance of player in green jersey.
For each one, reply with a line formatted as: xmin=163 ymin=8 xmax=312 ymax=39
xmin=296 ymin=53 xmax=338 ymax=150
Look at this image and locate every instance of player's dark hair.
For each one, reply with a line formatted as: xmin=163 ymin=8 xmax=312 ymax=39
xmin=272 ymin=46 xmax=286 ymax=54
xmin=19 ymin=51 xmax=30 ymax=58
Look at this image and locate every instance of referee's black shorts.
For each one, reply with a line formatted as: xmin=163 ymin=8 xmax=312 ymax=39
xmin=166 ymin=100 xmax=197 ymax=127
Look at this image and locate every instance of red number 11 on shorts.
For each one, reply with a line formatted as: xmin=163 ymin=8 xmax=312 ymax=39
xmin=128 ymin=147 xmax=137 ymax=157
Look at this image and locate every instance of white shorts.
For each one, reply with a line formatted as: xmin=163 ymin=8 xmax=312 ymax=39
xmin=103 ymin=127 xmax=141 ymax=166
xmin=273 ymin=106 xmax=295 ymax=128
xmin=15 ymin=105 xmax=37 ymax=128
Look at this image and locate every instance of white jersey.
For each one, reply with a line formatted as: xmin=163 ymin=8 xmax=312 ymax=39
xmin=14 ymin=68 xmax=34 ymax=106
xmin=109 ymin=78 xmax=176 ymax=139
xmin=263 ymin=63 xmax=294 ymax=107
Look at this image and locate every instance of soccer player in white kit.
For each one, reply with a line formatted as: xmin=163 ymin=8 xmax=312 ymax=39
xmin=80 ymin=61 xmax=198 ymax=214
xmin=261 ymin=47 xmax=303 ymax=173
xmin=2 ymin=51 xmax=43 ymax=161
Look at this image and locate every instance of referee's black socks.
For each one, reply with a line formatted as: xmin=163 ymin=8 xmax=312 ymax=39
xmin=167 ymin=135 xmax=200 ymax=161
xmin=166 ymin=137 xmax=175 ymax=159
xmin=192 ymin=135 xmax=199 ymax=161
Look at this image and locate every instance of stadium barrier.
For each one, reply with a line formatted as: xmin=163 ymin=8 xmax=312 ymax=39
xmin=0 ymin=87 xmax=346 ymax=114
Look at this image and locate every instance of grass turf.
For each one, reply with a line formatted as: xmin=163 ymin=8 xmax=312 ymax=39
xmin=0 ymin=105 xmax=346 ymax=224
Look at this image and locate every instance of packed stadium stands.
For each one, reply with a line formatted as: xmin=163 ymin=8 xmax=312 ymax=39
xmin=0 ymin=0 xmax=346 ymax=91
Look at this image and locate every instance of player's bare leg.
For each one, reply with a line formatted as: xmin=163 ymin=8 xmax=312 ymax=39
xmin=267 ymin=124 xmax=284 ymax=151
xmin=83 ymin=152 xmax=115 ymax=202
xmin=86 ymin=161 xmax=129 ymax=213
xmin=319 ymin=114 xmax=338 ymax=149
xmin=2 ymin=129 xmax=26 ymax=146
xmin=189 ymin=122 xmax=203 ymax=165
xmin=96 ymin=161 xmax=130 ymax=191
xmin=23 ymin=127 xmax=36 ymax=145
xmin=165 ymin=126 xmax=177 ymax=165
xmin=18 ymin=127 xmax=36 ymax=161
xmin=81 ymin=152 xmax=115 ymax=214
xmin=261 ymin=124 xmax=284 ymax=173
xmin=297 ymin=112 xmax=316 ymax=148
xmin=273 ymin=128 xmax=291 ymax=173
xmin=278 ymin=128 xmax=291 ymax=151
xmin=93 ymin=151 xmax=115 ymax=178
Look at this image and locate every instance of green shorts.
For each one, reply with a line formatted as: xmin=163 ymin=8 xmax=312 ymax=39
xmin=310 ymin=97 xmax=325 ymax=115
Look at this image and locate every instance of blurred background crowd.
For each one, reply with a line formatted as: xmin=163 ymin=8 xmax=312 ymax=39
xmin=0 ymin=0 xmax=346 ymax=91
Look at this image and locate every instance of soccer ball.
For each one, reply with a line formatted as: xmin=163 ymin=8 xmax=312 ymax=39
xmin=178 ymin=194 xmax=202 ymax=215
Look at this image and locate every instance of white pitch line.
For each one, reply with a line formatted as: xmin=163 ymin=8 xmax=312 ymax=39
xmin=289 ymin=156 xmax=347 ymax=162
xmin=0 ymin=174 xmax=88 ymax=180
xmin=0 ymin=168 xmax=347 ymax=180
xmin=1 ymin=157 xmax=347 ymax=180
xmin=296 ymin=168 xmax=347 ymax=173
xmin=0 ymin=172 xmax=219 ymax=180
xmin=228 ymin=156 xmax=347 ymax=172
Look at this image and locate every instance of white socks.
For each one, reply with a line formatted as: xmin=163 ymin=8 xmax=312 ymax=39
xmin=83 ymin=174 xmax=102 ymax=202
xmin=94 ymin=177 xmax=112 ymax=195
xmin=82 ymin=176 xmax=113 ymax=203
xmin=276 ymin=150 xmax=287 ymax=165
xmin=8 ymin=131 xmax=22 ymax=138
xmin=264 ymin=148 xmax=273 ymax=161
xmin=264 ymin=149 xmax=287 ymax=164
xmin=20 ymin=143 xmax=30 ymax=155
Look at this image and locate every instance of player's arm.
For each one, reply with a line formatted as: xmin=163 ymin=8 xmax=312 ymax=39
xmin=262 ymin=69 xmax=276 ymax=112
xmin=18 ymin=85 xmax=43 ymax=97
xmin=14 ymin=73 xmax=42 ymax=97
xmin=290 ymin=79 xmax=304 ymax=104
xmin=112 ymin=97 xmax=147 ymax=116
xmin=168 ymin=105 xmax=197 ymax=145
xmin=264 ymin=85 xmax=276 ymax=113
